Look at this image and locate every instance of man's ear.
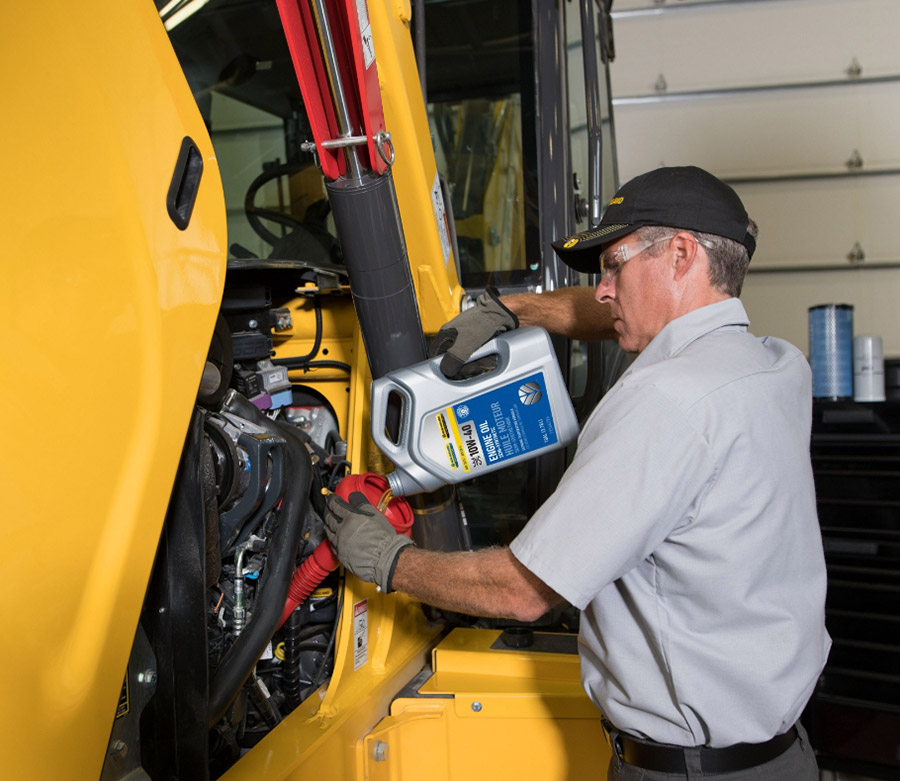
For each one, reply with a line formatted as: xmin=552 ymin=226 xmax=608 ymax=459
xmin=670 ymin=231 xmax=701 ymax=282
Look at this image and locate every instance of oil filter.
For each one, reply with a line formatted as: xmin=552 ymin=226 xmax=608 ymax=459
xmin=853 ymin=334 xmax=885 ymax=402
xmin=809 ymin=304 xmax=853 ymax=400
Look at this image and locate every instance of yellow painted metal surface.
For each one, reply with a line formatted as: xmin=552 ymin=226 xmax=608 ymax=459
xmin=223 ymin=585 xmax=443 ymax=780
xmin=272 ymin=284 xmax=357 ymax=433
xmin=363 ymin=628 xmax=611 ymax=780
xmin=367 ymin=0 xmax=466 ymax=332
xmin=0 ymin=1 xmax=226 ymax=777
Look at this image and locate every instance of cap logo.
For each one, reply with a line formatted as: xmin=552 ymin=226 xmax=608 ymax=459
xmin=563 ymin=238 xmax=579 ymax=248
xmin=609 ymin=197 xmax=623 ymax=205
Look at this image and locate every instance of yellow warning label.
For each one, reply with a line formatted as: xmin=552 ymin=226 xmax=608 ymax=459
xmin=436 ymin=412 xmax=450 ymax=439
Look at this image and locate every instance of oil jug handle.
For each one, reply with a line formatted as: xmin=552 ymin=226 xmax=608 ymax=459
xmin=464 ymin=328 xmax=515 ymax=372
xmin=369 ymin=378 xmax=408 ymax=456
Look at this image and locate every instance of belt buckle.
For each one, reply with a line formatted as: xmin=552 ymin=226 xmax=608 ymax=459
xmin=601 ymin=718 xmax=625 ymax=763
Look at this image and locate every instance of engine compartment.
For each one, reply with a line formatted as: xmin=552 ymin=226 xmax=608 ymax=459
xmin=101 ymin=261 xmax=367 ymax=780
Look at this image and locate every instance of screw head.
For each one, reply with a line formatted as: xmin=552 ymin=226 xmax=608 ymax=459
xmin=471 ymin=701 xmax=482 ymax=712
xmin=109 ymin=740 xmax=128 ymax=758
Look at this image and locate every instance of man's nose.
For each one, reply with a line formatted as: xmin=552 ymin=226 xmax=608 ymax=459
xmin=595 ymin=276 xmax=614 ymax=304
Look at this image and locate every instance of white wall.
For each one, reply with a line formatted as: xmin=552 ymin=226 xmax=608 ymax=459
xmin=609 ymin=0 xmax=900 ymax=356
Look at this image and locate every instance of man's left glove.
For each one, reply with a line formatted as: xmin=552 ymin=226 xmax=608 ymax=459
xmin=427 ymin=286 xmax=519 ymax=378
xmin=324 ymin=492 xmax=414 ymax=592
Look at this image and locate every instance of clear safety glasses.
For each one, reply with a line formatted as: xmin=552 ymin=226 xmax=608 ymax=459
xmin=598 ymin=236 xmax=673 ymax=285
xmin=598 ymin=234 xmax=716 ymax=284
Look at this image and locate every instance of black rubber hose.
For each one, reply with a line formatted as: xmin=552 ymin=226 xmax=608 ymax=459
xmin=309 ymin=580 xmax=344 ymax=693
xmin=283 ymin=296 xmax=322 ymax=368
xmin=282 ymin=610 xmax=304 ymax=710
xmin=208 ymin=392 xmax=312 ymax=726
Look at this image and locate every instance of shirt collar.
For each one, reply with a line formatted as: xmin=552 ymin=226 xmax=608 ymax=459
xmin=630 ymin=298 xmax=750 ymax=373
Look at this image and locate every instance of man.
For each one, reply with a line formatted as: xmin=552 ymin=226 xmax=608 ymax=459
xmin=325 ymin=166 xmax=831 ymax=780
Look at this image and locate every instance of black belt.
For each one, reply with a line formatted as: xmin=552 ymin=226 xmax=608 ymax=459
xmin=603 ymin=722 xmax=798 ymax=775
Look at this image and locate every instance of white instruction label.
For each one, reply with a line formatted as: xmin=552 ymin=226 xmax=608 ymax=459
xmin=356 ymin=0 xmax=375 ymax=69
xmin=353 ymin=599 xmax=369 ymax=670
xmin=431 ymin=173 xmax=451 ymax=265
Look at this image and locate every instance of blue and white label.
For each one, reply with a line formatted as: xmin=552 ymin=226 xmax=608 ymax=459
xmin=436 ymin=372 xmax=558 ymax=474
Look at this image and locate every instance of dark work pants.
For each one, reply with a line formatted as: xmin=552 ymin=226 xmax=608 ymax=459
xmin=606 ymin=722 xmax=819 ymax=781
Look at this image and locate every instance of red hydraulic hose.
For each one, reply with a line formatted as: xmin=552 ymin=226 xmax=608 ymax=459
xmin=278 ymin=473 xmax=413 ymax=627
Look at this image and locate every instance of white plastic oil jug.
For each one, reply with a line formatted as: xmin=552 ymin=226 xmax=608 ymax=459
xmin=371 ymin=327 xmax=580 ymax=496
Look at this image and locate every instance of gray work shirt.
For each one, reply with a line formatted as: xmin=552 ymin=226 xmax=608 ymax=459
xmin=511 ymin=298 xmax=831 ymax=747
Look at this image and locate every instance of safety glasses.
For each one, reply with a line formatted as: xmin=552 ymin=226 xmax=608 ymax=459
xmin=598 ymin=236 xmax=673 ymax=284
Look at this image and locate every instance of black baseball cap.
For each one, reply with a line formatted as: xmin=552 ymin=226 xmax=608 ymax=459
xmin=551 ymin=166 xmax=756 ymax=273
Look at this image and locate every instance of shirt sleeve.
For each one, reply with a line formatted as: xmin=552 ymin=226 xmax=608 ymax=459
xmin=510 ymin=381 xmax=717 ymax=609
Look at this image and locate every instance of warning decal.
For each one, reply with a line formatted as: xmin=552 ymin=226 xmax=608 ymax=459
xmin=355 ymin=0 xmax=375 ymax=69
xmin=353 ymin=599 xmax=368 ymax=670
xmin=115 ymin=674 xmax=129 ymax=719
xmin=431 ymin=174 xmax=451 ymax=265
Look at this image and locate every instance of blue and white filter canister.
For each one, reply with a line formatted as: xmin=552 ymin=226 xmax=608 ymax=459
xmin=809 ymin=304 xmax=854 ymax=399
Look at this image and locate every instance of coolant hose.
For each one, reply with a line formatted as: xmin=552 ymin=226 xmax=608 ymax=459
xmin=278 ymin=473 xmax=414 ymax=628
xmin=208 ymin=391 xmax=311 ymax=727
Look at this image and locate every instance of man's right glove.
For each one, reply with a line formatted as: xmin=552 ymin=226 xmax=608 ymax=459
xmin=427 ymin=286 xmax=518 ymax=378
xmin=324 ymin=492 xmax=414 ymax=592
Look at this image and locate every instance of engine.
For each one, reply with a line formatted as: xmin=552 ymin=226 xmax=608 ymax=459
xmin=100 ymin=268 xmax=369 ymax=780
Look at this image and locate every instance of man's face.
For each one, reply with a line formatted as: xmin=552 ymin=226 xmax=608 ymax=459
xmin=594 ymin=233 xmax=675 ymax=354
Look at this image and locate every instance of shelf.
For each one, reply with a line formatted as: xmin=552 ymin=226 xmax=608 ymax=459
xmin=612 ymin=73 xmax=900 ymax=106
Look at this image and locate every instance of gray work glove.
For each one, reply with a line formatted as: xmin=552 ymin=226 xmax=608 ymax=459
xmin=427 ymin=286 xmax=519 ymax=378
xmin=324 ymin=492 xmax=414 ymax=593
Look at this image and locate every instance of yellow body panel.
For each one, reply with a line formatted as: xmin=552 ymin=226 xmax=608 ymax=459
xmin=0 ymin=2 xmax=225 ymax=777
xmin=224 ymin=585 xmax=442 ymax=780
xmin=364 ymin=628 xmax=611 ymax=780
xmin=366 ymin=0 xmax=466 ymax=333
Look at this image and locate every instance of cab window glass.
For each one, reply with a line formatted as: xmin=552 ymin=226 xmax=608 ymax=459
xmin=163 ymin=0 xmax=338 ymax=264
xmin=425 ymin=0 xmax=540 ymax=290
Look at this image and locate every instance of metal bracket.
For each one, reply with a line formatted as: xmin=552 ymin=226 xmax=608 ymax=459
xmin=301 ymin=130 xmax=394 ymax=168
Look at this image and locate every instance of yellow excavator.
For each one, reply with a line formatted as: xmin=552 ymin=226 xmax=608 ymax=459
xmin=1 ymin=0 xmax=620 ymax=777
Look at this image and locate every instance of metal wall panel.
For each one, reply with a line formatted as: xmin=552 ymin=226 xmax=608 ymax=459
xmin=613 ymin=83 xmax=900 ymax=180
xmin=612 ymin=0 xmax=899 ymax=95
xmin=607 ymin=0 xmax=900 ymax=356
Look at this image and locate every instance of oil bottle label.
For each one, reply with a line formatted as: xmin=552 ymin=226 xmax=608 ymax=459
xmin=429 ymin=372 xmax=558 ymax=474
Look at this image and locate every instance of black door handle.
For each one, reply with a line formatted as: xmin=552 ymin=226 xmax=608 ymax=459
xmin=167 ymin=136 xmax=203 ymax=230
